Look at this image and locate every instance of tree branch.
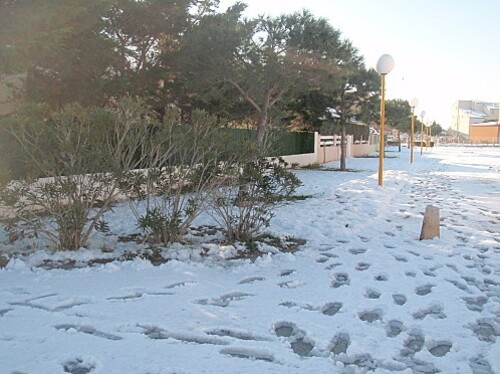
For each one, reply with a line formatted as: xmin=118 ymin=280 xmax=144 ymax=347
xmin=224 ymin=78 xmax=262 ymax=113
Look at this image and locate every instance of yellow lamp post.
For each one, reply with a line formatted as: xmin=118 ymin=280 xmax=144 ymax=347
xmin=429 ymin=123 xmax=432 ymax=148
xmin=426 ymin=125 xmax=429 ymax=150
xmin=375 ymin=54 xmax=395 ymax=186
xmin=420 ymin=110 xmax=426 ymax=155
xmin=409 ymin=98 xmax=419 ymax=163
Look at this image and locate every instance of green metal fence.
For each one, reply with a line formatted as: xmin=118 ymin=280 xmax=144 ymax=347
xmin=222 ymin=128 xmax=315 ymax=156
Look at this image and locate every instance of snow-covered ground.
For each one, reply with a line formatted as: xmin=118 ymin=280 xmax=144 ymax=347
xmin=0 ymin=146 xmax=499 ymax=374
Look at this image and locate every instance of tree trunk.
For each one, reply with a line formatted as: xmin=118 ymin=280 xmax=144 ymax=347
xmin=255 ymin=91 xmax=271 ymax=148
xmin=398 ymin=130 xmax=401 ymax=152
xmin=255 ymin=110 xmax=267 ymax=148
xmin=340 ymin=120 xmax=347 ymax=171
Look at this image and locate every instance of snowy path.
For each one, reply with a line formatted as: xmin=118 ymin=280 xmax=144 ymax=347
xmin=0 ymin=147 xmax=499 ymax=374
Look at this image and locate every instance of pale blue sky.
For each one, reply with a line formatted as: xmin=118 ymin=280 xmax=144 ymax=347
xmin=218 ymin=0 xmax=500 ymax=128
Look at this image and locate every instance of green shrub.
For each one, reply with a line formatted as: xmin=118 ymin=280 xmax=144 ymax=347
xmin=0 ymin=98 xmax=160 ymax=250
xmin=119 ymin=109 xmax=227 ymax=245
xmin=206 ymin=156 xmax=301 ymax=243
xmin=0 ymin=103 xmax=118 ymax=250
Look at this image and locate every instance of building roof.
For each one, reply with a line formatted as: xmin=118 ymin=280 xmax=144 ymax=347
xmin=484 ymin=103 xmax=499 ymax=111
xmin=469 ymin=121 xmax=500 ymax=127
xmin=460 ymin=108 xmax=488 ymax=119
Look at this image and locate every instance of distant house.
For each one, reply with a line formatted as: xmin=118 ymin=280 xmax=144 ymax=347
xmin=469 ymin=121 xmax=500 ymax=144
xmin=451 ymin=100 xmax=499 ymax=139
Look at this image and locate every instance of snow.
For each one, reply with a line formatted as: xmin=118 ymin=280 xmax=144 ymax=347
xmin=0 ymin=146 xmax=499 ymax=374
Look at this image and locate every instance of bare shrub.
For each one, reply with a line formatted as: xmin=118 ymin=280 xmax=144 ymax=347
xmin=0 ymin=103 xmax=118 ymax=250
xmin=118 ymin=108 xmax=226 ymax=245
xmin=206 ymin=154 xmax=301 ymax=243
xmin=0 ymin=98 xmax=160 ymax=250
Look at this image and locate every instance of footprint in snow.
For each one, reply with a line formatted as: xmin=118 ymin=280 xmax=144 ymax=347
xmin=317 ymin=252 xmax=339 ymax=263
xmin=238 ymin=276 xmax=266 ymax=285
xmin=63 ymin=358 xmax=96 ymax=374
xmin=364 ymin=289 xmax=381 ymax=299
xmin=355 ymin=262 xmax=371 ymax=271
xmin=279 ymin=300 xmax=315 ymax=311
xmin=273 ymin=321 xmax=315 ymax=357
xmin=206 ymin=327 xmax=272 ymax=342
xmin=349 ymin=248 xmax=367 ymax=255
xmin=324 ymin=262 xmax=343 ymax=270
xmin=107 ymin=290 xmax=173 ymax=301
xmin=220 ymin=347 xmax=275 ymax=363
xmin=329 ymin=332 xmax=351 ymax=355
xmin=423 ymin=269 xmax=437 ymax=277
xmin=316 ymin=256 xmax=329 ymax=263
xmin=386 ymin=320 xmax=404 ymax=337
xmin=164 ymin=281 xmax=197 ymax=289
xmin=462 ymin=276 xmax=482 ymax=288
xmin=400 ymin=329 xmax=425 ymax=357
xmin=412 ymin=303 xmax=446 ymax=320
xmin=279 ymin=300 xmax=342 ymax=317
xmin=273 ymin=321 xmax=296 ymax=338
xmin=374 ymin=274 xmax=388 ymax=282
xmin=470 ymin=319 xmax=498 ymax=343
xmin=106 ymin=292 xmax=144 ymax=301
xmin=318 ymin=244 xmax=335 ymax=251
xmin=55 ymin=324 xmax=122 ymax=341
xmin=194 ymin=291 xmax=253 ymax=307
xmin=278 ymin=280 xmax=306 ymax=289
xmin=334 ymin=353 xmax=378 ymax=371
xmin=140 ymin=324 xmax=229 ymax=345
xmin=392 ymin=294 xmax=407 ymax=306
xmin=279 ymin=269 xmax=297 ymax=277
xmin=358 ymin=308 xmax=383 ymax=323
xmin=331 ymin=273 xmax=350 ymax=288
xmin=0 ymin=308 xmax=12 ymax=317
xmin=358 ymin=236 xmax=370 ymax=243
xmin=321 ymin=302 xmax=343 ymax=316
xmin=415 ymin=284 xmax=435 ymax=296
xmin=393 ymin=255 xmax=408 ymax=263
xmin=447 ymin=279 xmax=469 ymax=292
xmin=427 ymin=340 xmax=452 ymax=357
xmin=470 ymin=355 xmax=495 ymax=374
xmin=9 ymin=294 xmax=90 ymax=313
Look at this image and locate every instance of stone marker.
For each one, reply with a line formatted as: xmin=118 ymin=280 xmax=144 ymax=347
xmin=420 ymin=205 xmax=440 ymax=240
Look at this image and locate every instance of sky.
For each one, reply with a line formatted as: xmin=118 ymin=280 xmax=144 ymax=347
xmin=218 ymin=0 xmax=500 ymax=129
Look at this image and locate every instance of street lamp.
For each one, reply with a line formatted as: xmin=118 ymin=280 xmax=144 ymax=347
xmin=426 ymin=124 xmax=430 ymax=150
xmin=376 ymin=54 xmax=395 ymax=186
xmin=420 ymin=110 xmax=426 ymax=155
xmin=409 ymin=98 xmax=419 ymax=163
xmin=428 ymin=122 xmax=432 ymax=148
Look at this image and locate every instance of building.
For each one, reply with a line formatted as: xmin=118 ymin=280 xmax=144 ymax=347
xmin=451 ymin=100 xmax=500 ymax=138
xmin=469 ymin=121 xmax=500 ymax=144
